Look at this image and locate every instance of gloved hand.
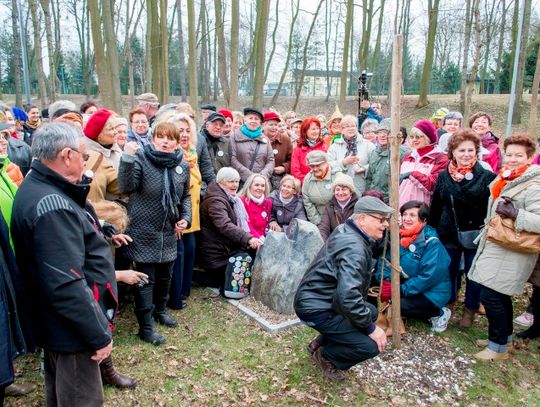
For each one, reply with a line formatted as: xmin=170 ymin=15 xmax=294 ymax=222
xmin=496 ymin=197 xmax=518 ymax=220
xmin=399 ymin=172 xmax=412 ymax=184
xmin=102 ymin=221 xmax=117 ymax=238
xmin=381 ymin=280 xmax=392 ymax=303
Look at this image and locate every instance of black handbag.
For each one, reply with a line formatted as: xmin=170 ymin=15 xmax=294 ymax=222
xmin=450 ymin=195 xmax=480 ymax=250
xmin=223 ymin=252 xmax=254 ymax=299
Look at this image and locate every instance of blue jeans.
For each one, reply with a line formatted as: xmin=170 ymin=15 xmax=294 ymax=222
xmin=446 ymin=247 xmax=481 ymax=310
xmin=168 ymin=233 xmax=196 ymax=309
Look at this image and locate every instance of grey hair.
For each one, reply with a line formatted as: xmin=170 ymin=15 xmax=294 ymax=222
xmin=216 ymin=167 xmax=240 ymax=184
xmin=48 ymin=100 xmax=77 ymax=119
xmin=239 ymin=173 xmax=270 ymax=200
xmin=340 ymin=114 xmax=358 ymax=128
xmin=360 ymin=118 xmax=378 ymax=133
xmin=443 ymin=111 xmax=463 ymax=125
xmin=31 ymin=122 xmax=83 ymax=161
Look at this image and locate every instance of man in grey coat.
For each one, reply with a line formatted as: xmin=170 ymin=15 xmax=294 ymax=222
xmin=294 ymin=196 xmax=392 ymax=380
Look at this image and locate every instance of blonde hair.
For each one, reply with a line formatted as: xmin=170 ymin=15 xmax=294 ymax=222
xmin=92 ymin=200 xmax=129 ymax=234
xmin=166 ymin=112 xmax=198 ymax=146
xmin=279 ymin=175 xmax=301 ymax=194
xmin=340 ymin=114 xmax=357 ymax=128
xmin=176 ymin=103 xmax=195 ymax=118
xmin=239 ymin=173 xmax=270 ymax=201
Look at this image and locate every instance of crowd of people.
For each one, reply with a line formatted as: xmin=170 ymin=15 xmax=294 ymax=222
xmin=0 ymin=95 xmax=539 ymax=403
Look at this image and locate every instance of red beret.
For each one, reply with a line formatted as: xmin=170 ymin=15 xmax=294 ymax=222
xmin=413 ymin=119 xmax=438 ymax=144
xmin=84 ymin=109 xmax=114 ymax=140
xmin=218 ymin=109 xmax=233 ymax=121
xmin=263 ymin=111 xmax=280 ymax=123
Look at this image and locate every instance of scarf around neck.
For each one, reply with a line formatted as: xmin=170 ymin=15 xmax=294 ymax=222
xmin=448 ymin=158 xmax=477 ymax=182
xmin=220 ymin=185 xmax=250 ymax=232
xmin=279 ymin=192 xmax=294 ymax=205
xmin=491 ymin=164 xmax=530 ymax=199
xmin=25 ymin=118 xmax=41 ymax=130
xmin=344 ymin=134 xmax=358 ymax=157
xmin=241 ymin=124 xmax=262 ymax=139
xmin=400 ymin=223 xmax=425 ymax=249
xmin=306 ymin=138 xmax=319 ymax=148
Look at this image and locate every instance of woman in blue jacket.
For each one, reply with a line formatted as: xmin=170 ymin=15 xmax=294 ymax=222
xmin=376 ymin=200 xmax=452 ymax=332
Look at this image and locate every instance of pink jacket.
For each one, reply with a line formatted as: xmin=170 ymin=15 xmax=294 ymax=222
xmin=290 ymin=140 xmax=327 ymax=183
xmin=399 ymin=146 xmax=448 ymax=206
xmin=481 ymin=132 xmax=502 ymax=172
xmin=241 ymin=196 xmax=272 ymax=239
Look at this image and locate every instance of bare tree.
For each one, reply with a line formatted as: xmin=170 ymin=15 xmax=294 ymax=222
xmin=229 ymin=0 xmax=240 ymax=109
xmin=187 ymin=0 xmax=198 ymax=110
xmin=466 ymin=0 xmax=481 ymax=117
xmin=29 ymin=0 xmax=48 ymax=105
xmin=176 ymin=0 xmax=187 ymax=101
xmin=39 ymin=0 xmax=56 ymax=101
xmin=529 ymin=44 xmax=540 ymax=140
xmin=359 ymin=0 xmax=375 ymax=72
xmin=102 ymin=0 xmax=122 ymax=112
xmin=264 ymin=0 xmax=280 ymax=85
xmin=252 ymin=0 xmax=271 ymax=107
xmin=416 ymin=0 xmax=440 ymax=107
xmin=512 ymin=0 xmax=531 ymax=123
xmin=460 ymin=0 xmax=473 ymax=114
xmin=10 ymin=0 xmax=23 ymax=105
xmin=339 ymin=0 xmax=353 ymax=109
xmin=215 ymin=0 xmax=230 ymax=105
xmin=494 ymin=0 xmax=507 ymax=94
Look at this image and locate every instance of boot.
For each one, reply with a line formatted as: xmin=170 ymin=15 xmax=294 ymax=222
xmin=100 ymin=356 xmax=137 ymax=389
xmin=5 ymin=383 xmax=36 ymax=397
xmin=154 ymin=268 xmax=178 ymax=327
xmin=517 ymin=285 xmax=540 ymax=340
xmin=134 ymin=283 xmax=166 ymax=346
xmin=459 ymin=307 xmax=476 ymax=328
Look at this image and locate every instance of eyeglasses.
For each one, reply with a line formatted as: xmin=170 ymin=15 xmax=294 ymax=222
xmin=408 ymin=134 xmax=426 ymax=140
xmin=132 ymin=120 xmax=148 ymax=125
xmin=70 ymin=148 xmax=90 ymax=162
xmin=367 ymin=214 xmax=391 ymax=224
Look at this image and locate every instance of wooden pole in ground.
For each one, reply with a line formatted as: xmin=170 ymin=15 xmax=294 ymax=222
xmin=390 ymin=34 xmax=403 ymax=348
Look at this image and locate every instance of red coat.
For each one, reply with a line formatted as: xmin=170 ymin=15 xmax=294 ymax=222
xmin=241 ymin=196 xmax=272 ymax=239
xmin=290 ymin=140 xmax=327 ymax=183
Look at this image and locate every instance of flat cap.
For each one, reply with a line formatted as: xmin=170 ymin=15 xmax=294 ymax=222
xmin=201 ymin=104 xmax=217 ymax=111
xmin=354 ymin=196 xmax=394 ymax=215
xmin=207 ymin=112 xmax=226 ymax=123
xmin=375 ymin=118 xmax=392 ymax=132
xmin=136 ymin=93 xmax=159 ymax=102
xmin=243 ymin=107 xmax=263 ymax=121
xmin=306 ymin=150 xmax=328 ymax=166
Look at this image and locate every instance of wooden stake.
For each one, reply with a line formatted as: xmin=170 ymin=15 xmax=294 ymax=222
xmin=389 ymin=34 xmax=403 ymax=349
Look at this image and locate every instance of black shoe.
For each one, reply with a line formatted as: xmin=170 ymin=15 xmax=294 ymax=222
xmin=138 ymin=329 xmax=166 ymax=346
xmin=167 ymin=302 xmax=188 ymax=310
xmin=516 ymin=326 xmax=540 ymax=340
xmin=154 ymin=311 xmax=178 ymax=327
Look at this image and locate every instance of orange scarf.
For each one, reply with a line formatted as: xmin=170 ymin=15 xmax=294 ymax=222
xmin=491 ymin=164 xmax=530 ymax=199
xmin=448 ymin=159 xmax=476 ymax=182
xmin=400 ymin=223 xmax=425 ymax=249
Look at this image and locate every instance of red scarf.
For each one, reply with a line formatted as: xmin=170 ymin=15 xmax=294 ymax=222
xmin=400 ymin=223 xmax=425 ymax=249
xmin=491 ymin=164 xmax=530 ymax=199
xmin=448 ymin=159 xmax=476 ymax=182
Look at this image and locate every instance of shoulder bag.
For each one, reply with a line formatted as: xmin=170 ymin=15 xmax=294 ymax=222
xmin=450 ymin=195 xmax=480 ymax=250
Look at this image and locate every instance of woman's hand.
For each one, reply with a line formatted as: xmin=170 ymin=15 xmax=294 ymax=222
xmin=343 ymin=156 xmax=359 ymax=166
xmin=496 ymin=198 xmax=518 ymax=220
xmin=111 ymin=234 xmax=133 ymax=247
xmin=268 ymin=221 xmax=282 ymax=232
xmin=124 ymin=141 xmax=140 ymax=156
xmin=248 ymin=237 xmax=263 ymax=249
xmin=175 ymin=220 xmax=188 ymax=239
xmin=273 ymin=166 xmax=286 ymax=175
xmin=116 ymin=270 xmax=149 ymax=285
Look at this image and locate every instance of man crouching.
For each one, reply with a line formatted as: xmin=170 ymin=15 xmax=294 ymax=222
xmin=294 ymin=196 xmax=392 ymax=380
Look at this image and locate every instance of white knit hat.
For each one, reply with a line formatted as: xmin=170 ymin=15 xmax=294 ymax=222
xmin=332 ymin=173 xmax=355 ymax=192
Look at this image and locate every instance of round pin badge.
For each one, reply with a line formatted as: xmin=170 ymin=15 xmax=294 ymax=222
xmin=409 ymin=244 xmax=416 ymax=253
xmin=464 ymin=172 xmax=474 ymax=180
xmin=261 ymin=211 xmax=267 ymax=218
xmin=325 ymin=184 xmax=331 ymax=189
xmin=262 ymin=138 xmax=268 ymax=144
xmin=84 ymin=170 xmax=94 ymax=179
xmin=229 ymin=257 xmax=236 ymax=263
xmin=175 ymin=166 xmax=183 ymax=175
xmin=277 ymin=210 xmax=283 ymax=216
xmin=217 ymin=150 xmax=224 ymax=157
xmin=273 ymin=149 xmax=278 ymax=155
xmin=502 ymin=170 xmax=511 ymax=178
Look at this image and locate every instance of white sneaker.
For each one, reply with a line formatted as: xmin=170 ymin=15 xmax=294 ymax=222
xmin=431 ymin=307 xmax=452 ymax=333
xmin=514 ymin=311 xmax=534 ymax=327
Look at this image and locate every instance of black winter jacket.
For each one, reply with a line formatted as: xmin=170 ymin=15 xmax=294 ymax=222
xmin=294 ymin=219 xmax=376 ymax=333
xmin=269 ymin=189 xmax=306 ymax=229
xmin=11 ymin=161 xmax=117 ymax=354
xmin=429 ymin=162 xmax=495 ymax=248
xmin=7 ymin=137 xmax=32 ymax=176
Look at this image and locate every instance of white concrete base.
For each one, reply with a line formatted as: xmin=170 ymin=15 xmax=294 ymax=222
xmin=207 ymin=288 xmax=302 ymax=334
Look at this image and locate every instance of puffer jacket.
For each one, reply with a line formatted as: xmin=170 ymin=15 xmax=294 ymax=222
xmin=375 ymin=225 xmax=451 ymax=309
xmin=7 ymin=137 xmax=32 ymax=176
xmin=302 ymin=169 xmax=339 ymax=225
xmin=327 ymin=134 xmax=375 ymax=195
xmin=118 ymin=148 xmax=192 ymax=263
xmin=229 ymin=128 xmax=274 ymax=182
xmin=269 ymin=189 xmax=306 ymax=229
xmin=294 ymin=219 xmax=377 ymax=333
xmin=469 ymin=165 xmax=540 ymax=295
xmin=399 ymin=145 xmax=448 ymax=206
xmin=318 ymin=194 xmax=358 ymax=240
xmin=365 ymin=144 xmax=410 ymax=201
xmin=290 ymin=140 xmax=327 ymax=183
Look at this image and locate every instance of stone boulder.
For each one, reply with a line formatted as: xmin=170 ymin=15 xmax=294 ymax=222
xmin=251 ymin=219 xmax=324 ymax=314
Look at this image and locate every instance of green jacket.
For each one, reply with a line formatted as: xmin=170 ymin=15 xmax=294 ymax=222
xmin=365 ymin=145 xmax=409 ymax=201
xmin=0 ymin=157 xmax=18 ymax=228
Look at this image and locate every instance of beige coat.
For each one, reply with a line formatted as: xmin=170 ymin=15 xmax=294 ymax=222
xmin=302 ymin=169 xmax=339 ymax=225
xmin=82 ymin=138 xmax=123 ymax=203
xmin=229 ymin=129 xmax=275 ymax=182
xmin=468 ymin=165 xmax=540 ymax=296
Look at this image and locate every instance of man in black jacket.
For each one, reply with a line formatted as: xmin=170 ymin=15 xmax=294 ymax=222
xmin=294 ymin=196 xmax=392 ymax=380
xmin=11 ymin=122 xmax=118 ymax=406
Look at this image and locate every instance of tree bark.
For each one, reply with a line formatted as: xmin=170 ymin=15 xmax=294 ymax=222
xmin=215 ymin=0 xmax=230 ymax=105
xmin=466 ymin=0 xmax=481 ymax=118
xmin=512 ymin=0 xmax=532 ymax=124
xmin=29 ymin=0 xmax=48 ymax=105
xmin=252 ymin=0 xmax=271 ymax=108
xmin=263 ymin=0 xmax=280 ymax=85
xmin=187 ymin=0 xmax=198 ymax=111
xmin=39 ymin=0 xmax=56 ymax=101
xmin=176 ymin=0 xmax=187 ymax=101
xmin=88 ymin=0 xmax=111 ymax=107
xmin=11 ymin=0 xmax=23 ymax=106
xmin=159 ymin=0 xmax=169 ymax=103
xmin=339 ymin=0 xmax=353 ymax=109
xmin=102 ymin=0 xmax=123 ymax=113
xmin=229 ymin=0 xmax=239 ymax=109
xmin=529 ymin=44 xmax=540 ymax=141
xmin=416 ymin=0 xmax=440 ymax=107
xmin=494 ymin=0 xmax=507 ymax=94
xmin=460 ymin=0 xmax=473 ymax=118
xmin=360 ymin=0 xmax=374 ymax=72
xmin=371 ymin=0 xmax=386 ymax=73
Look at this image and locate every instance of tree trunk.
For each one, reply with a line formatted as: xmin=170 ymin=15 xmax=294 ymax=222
xmin=494 ymin=0 xmax=507 ymax=94
xmin=263 ymin=0 xmax=280 ymax=85
xmin=102 ymin=0 xmax=123 ymax=113
xmin=215 ymin=0 xmax=230 ymax=105
xmin=479 ymin=1 xmax=497 ymax=94
xmin=176 ymin=0 xmax=187 ymax=101
xmin=88 ymin=0 xmax=111 ymax=106
xmin=529 ymin=44 xmax=540 ymax=141
xmin=339 ymin=0 xmax=353 ymax=109
xmin=460 ymin=0 xmax=473 ymax=117
xmin=512 ymin=0 xmax=532 ymax=124
xmin=29 ymin=0 xmax=48 ymax=105
xmin=416 ymin=0 xmax=440 ymax=108
xmin=39 ymin=0 xmax=56 ymax=101
xmin=227 ymin=0 xmax=239 ymax=109
xmin=371 ymin=0 xmax=386 ymax=73
xmin=187 ymin=0 xmax=198 ymax=111
xmin=11 ymin=0 xmax=23 ymax=106
xmin=291 ymin=0 xmax=325 ymax=111
xmin=466 ymin=0 xmax=481 ymax=117
xmin=252 ymin=0 xmax=271 ymax=108
xmin=270 ymin=0 xmax=299 ymax=106
xmin=360 ymin=0 xmax=374 ymax=72
xmin=159 ymin=0 xmax=169 ymax=103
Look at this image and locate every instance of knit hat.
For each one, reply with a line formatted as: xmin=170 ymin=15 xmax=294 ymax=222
xmin=218 ymin=109 xmax=234 ymax=121
xmin=326 ymin=105 xmax=343 ymax=128
xmin=306 ymin=150 xmax=328 ymax=166
xmin=136 ymin=93 xmax=159 ymax=103
xmin=83 ymin=109 xmax=114 ymax=140
xmin=413 ymin=119 xmax=438 ymax=144
xmin=354 ymin=196 xmax=394 ymax=215
xmin=332 ymin=173 xmax=355 ymax=192
xmin=12 ymin=107 xmax=27 ymax=122
xmin=375 ymin=118 xmax=392 ymax=133
xmin=113 ymin=117 xmax=128 ymax=128
xmin=243 ymin=107 xmax=263 ymax=121
xmin=263 ymin=111 xmax=280 ymax=123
